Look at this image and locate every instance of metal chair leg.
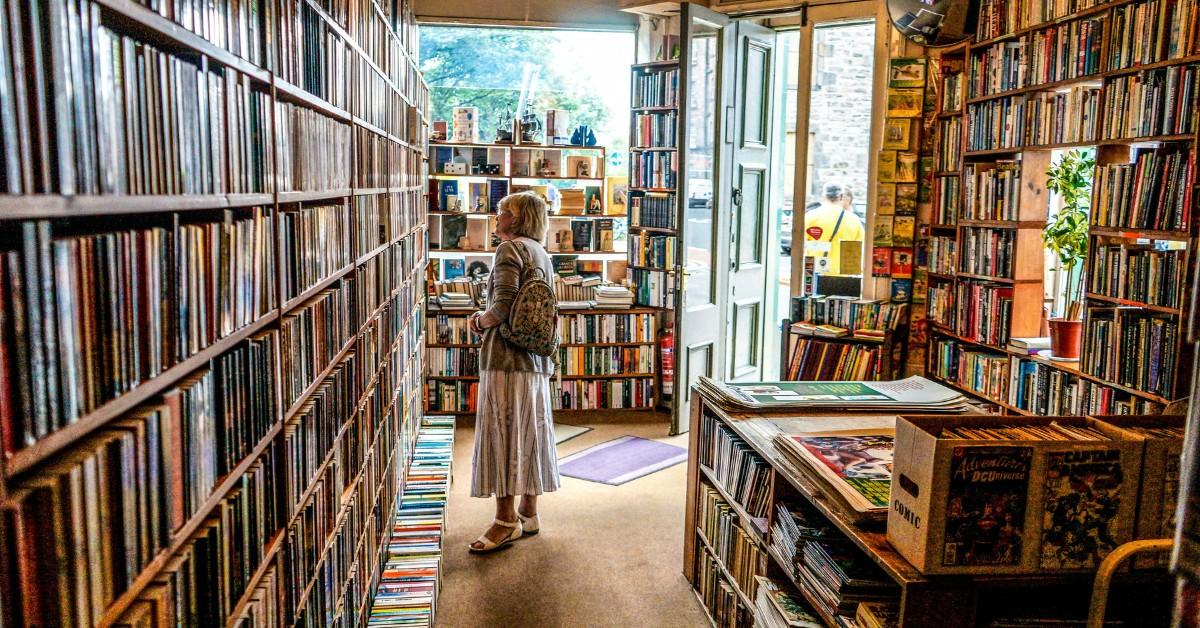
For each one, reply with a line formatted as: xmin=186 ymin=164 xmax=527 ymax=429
xmin=1087 ymin=538 xmax=1174 ymax=628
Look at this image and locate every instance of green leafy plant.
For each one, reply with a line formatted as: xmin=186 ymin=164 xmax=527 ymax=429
xmin=1043 ymin=149 xmax=1095 ymax=320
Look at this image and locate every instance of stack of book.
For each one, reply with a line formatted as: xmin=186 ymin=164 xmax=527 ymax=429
xmin=594 ymin=284 xmax=635 ymax=309
xmin=699 ymin=414 xmax=773 ymax=522
xmin=369 ymin=416 xmax=455 ymax=628
xmin=753 ymin=577 xmax=823 ymax=628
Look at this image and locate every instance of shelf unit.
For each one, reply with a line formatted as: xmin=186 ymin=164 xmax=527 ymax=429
xmin=423 ymin=306 xmax=661 ymax=414
xmin=926 ymin=0 xmax=1200 ymax=417
xmin=683 ymin=387 xmax=1173 ymax=627
xmin=0 ymin=1 xmax=429 ymax=626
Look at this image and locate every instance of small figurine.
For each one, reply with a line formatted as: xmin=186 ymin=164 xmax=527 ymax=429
xmin=494 ymin=110 xmax=515 ymax=143
xmin=520 ymin=111 xmax=542 ymax=143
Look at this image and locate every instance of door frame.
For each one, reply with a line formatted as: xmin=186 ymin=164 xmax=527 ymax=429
xmin=670 ymin=1 xmax=731 ymax=436
xmin=783 ymin=2 xmax=892 ymax=302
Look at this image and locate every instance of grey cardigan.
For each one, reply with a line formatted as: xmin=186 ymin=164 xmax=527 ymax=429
xmin=479 ymin=237 xmax=557 ymax=374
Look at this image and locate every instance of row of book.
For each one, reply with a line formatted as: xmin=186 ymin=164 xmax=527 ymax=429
xmin=632 ymin=66 xmax=680 ymax=109
xmin=276 ymin=102 xmax=353 ymax=192
xmin=966 ymin=88 xmax=1099 ymax=150
xmin=630 ymin=150 xmax=676 ymax=190
xmin=628 ymin=233 xmax=677 ymax=269
xmin=281 ymin=203 xmax=354 ymax=300
xmin=942 ymin=70 xmax=964 ymax=113
xmin=695 ymin=551 xmax=753 ymax=627
xmin=630 ymin=192 xmax=677 ymax=230
xmin=354 ymin=190 xmax=427 ymax=259
xmin=928 ymin=284 xmax=954 ymax=328
xmin=557 ymin=346 xmax=655 ymax=376
xmin=968 ymin=18 xmax=1103 ymax=98
xmin=959 ymin=226 xmax=1015 ymax=278
xmin=425 ymin=380 xmax=476 ymax=413
xmin=964 ymin=160 xmax=1021 ymax=222
xmin=0 ymin=6 xmax=274 ymax=195
xmin=697 ymin=484 xmax=765 ymax=605
xmin=1082 ymin=307 xmax=1179 ymax=397
xmin=280 ymin=0 xmax=351 ymax=110
xmin=1108 ymin=0 xmax=1200 ymax=70
xmin=1009 ymin=355 xmax=1162 ymax=415
xmin=934 ymin=176 xmax=960 ymax=226
xmin=753 ymin=577 xmax=825 ymax=628
xmin=1088 ymin=242 xmax=1184 ymax=308
xmin=355 ymin=127 xmax=414 ymax=188
xmin=431 ymin=178 xmax=508 ymax=213
xmin=0 ymin=214 xmax=277 ymax=450
xmin=1091 ymin=144 xmax=1194 ymax=231
xmin=936 ymin=117 xmax=963 ymax=170
xmin=368 ymin=415 xmax=454 ymax=627
xmin=698 ymin=413 xmax=772 ymax=520
xmin=1102 ymin=64 xmax=1200 ymax=139
xmin=929 ymin=235 xmax=957 ymax=275
xmin=933 ymin=336 xmax=1167 ymax=414
xmin=553 ymin=377 xmax=655 ymax=410
xmin=426 ymin=315 xmax=482 ymax=345
xmin=629 ymin=267 xmax=675 ymax=308
xmin=633 ymin=111 xmax=678 ymax=147
xmin=281 ymin=282 xmax=355 ymax=407
xmin=0 ymin=333 xmax=279 ymax=625
xmin=558 ymin=312 xmax=658 ymax=344
xmin=788 ymin=296 xmax=907 ymax=332
xmin=953 ymin=281 xmax=1014 ymax=347
xmin=139 ymin=0 xmax=272 ymax=68
xmin=784 ymin=337 xmax=886 ymax=381
xmin=425 ymin=348 xmax=478 ymax=377
xmin=974 ymin=0 xmax=1106 ymax=40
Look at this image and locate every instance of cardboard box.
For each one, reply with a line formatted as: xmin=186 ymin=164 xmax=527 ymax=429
xmin=1091 ymin=414 xmax=1184 ymax=568
xmin=889 ymin=415 xmax=1142 ymax=575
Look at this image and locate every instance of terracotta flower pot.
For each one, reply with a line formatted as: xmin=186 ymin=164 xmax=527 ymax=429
xmin=1047 ymin=318 xmax=1083 ymax=359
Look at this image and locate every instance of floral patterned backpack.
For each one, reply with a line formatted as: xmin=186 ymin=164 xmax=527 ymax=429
xmin=498 ymin=240 xmax=559 ymax=357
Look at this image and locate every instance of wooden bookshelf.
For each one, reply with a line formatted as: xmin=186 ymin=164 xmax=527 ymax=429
xmin=0 ymin=1 xmax=430 ymax=626
xmin=424 ymin=306 xmax=661 ymax=413
xmin=683 ymin=386 xmax=1173 ymax=627
xmin=926 ymin=0 xmax=1200 ymax=417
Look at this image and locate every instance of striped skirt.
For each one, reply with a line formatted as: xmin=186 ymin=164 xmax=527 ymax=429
xmin=470 ymin=370 xmax=561 ymax=498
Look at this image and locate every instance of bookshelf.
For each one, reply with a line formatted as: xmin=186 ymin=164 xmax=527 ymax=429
xmin=683 ymin=386 xmax=1173 ymax=627
xmin=926 ymin=0 xmax=1200 ymax=417
xmin=0 ymin=1 xmax=429 ymax=626
xmin=424 ymin=307 xmax=661 ymax=414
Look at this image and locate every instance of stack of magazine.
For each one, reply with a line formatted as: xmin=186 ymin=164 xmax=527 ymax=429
xmin=772 ymin=502 xmax=898 ymax=625
xmin=753 ymin=576 xmax=823 ymax=628
xmin=696 ymin=376 xmax=970 ymax=413
xmin=773 ymin=430 xmax=895 ymax=522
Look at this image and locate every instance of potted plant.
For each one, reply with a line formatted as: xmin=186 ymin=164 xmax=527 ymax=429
xmin=1042 ymin=149 xmax=1094 ymax=359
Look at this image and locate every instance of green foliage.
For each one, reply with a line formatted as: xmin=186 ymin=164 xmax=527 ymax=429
xmin=419 ymin=27 xmax=610 ymax=138
xmin=1042 ymin=149 xmax=1094 ymax=318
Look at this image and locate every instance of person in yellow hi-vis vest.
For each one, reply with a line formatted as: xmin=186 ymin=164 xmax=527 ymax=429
xmin=803 ymin=181 xmax=864 ymax=274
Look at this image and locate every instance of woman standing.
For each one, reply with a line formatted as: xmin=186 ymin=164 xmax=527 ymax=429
xmin=467 ymin=191 xmax=560 ymax=553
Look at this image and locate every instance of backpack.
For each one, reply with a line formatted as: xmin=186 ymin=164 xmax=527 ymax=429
xmin=498 ymin=240 xmax=559 ymax=357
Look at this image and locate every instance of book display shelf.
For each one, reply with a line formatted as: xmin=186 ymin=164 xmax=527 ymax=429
xmin=0 ymin=0 xmax=430 ymax=626
xmin=926 ymin=0 xmax=1200 ymax=417
xmin=424 ymin=306 xmax=661 ymax=414
xmin=682 ymin=386 xmax=1172 ymax=627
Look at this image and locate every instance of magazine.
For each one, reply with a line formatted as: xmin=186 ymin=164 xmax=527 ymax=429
xmin=775 ymin=431 xmax=895 ymax=515
xmin=942 ymin=446 xmax=1032 ymax=567
xmin=697 ymin=375 xmax=969 ymax=413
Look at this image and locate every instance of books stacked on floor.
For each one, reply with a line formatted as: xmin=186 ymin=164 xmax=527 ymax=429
xmin=753 ymin=577 xmax=823 ymax=628
xmin=593 ymin=284 xmax=635 ymax=308
xmin=772 ymin=501 xmax=899 ymax=624
xmin=369 ymin=416 xmax=454 ymax=628
xmin=697 ymin=376 xmax=970 ymax=413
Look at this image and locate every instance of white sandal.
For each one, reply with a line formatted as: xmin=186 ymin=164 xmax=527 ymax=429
xmin=518 ymin=512 xmax=540 ymax=535
xmin=468 ymin=519 xmax=522 ymax=553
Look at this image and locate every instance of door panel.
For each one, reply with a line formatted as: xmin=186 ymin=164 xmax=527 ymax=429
xmin=672 ymin=2 xmax=729 ymax=435
xmin=724 ymin=22 xmax=776 ymax=383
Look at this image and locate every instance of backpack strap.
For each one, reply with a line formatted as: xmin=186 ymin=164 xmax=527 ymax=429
xmin=507 ymin=238 xmax=545 ymax=282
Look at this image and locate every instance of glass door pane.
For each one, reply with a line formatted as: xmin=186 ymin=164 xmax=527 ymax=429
xmin=799 ymin=19 xmax=876 ymax=295
xmin=684 ymin=28 xmax=719 ymax=309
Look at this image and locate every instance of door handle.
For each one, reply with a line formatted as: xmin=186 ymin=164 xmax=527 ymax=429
xmin=732 ymin=187 xmax=743 ymax=207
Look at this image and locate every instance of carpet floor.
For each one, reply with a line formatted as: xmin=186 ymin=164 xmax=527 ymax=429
xmin=436 ymin=413 xmax=710 ymax=628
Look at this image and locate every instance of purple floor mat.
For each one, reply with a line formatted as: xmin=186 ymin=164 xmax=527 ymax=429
xmin=558 ymin=435 xmax=687 ymax=485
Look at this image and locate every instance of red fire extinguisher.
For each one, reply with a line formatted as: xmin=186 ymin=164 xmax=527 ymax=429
xmin=660 ymin=320 xmax=674 ymax=402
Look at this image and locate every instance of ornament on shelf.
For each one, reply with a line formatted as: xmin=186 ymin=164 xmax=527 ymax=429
xmin=494 ymin=110 xmax=515 ymax=143
xmin=570 ymin=125 xmax=598 ymax=147
xmin=520 ymin=111 xmax=543 ymax=143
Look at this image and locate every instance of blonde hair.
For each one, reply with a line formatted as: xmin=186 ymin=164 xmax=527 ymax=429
xmin=499 ymin=191 xmax=548 ymax=243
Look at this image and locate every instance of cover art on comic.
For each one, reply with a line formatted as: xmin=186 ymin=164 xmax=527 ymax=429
xmin=942 ymin=446 xmax=1032 ymax=566
xmin=1040 ymin=448 xmax=1124 ymax=569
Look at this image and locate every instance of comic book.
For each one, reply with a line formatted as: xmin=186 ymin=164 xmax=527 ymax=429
xmin=1039 ymin=449 xmax=1125 ymax=569
xmin=941 ymin=446 xmax=1032 ymax=567
xmin=776 ymin=432 xmax=895 ymax=513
